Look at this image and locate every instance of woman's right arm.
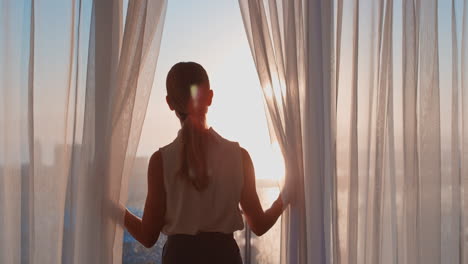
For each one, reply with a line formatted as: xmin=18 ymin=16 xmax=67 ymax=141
xmin=239 ymin=148 xmax=284 ymax=236
xmin=124 ymin=151 xmax=166 ymax=248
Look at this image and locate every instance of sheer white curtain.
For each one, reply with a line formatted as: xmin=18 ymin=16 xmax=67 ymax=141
xmin=0 ymin=0 xmax=166 ymax=263
xmin=335 ymin=1 xmax=468 ymax=263
xmin=238 ymin=0 xmax=334 ymax=263
xmin=240 ymin=0 xmax=468 ymax=264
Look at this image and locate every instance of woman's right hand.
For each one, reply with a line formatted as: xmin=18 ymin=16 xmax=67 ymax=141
xmin=107 ymin=199 xmax=127 ymax=227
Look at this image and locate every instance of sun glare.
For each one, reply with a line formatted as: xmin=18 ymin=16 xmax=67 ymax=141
xmin=206 ymin=68 xmax=286 ymax=186
xmin=253 ymin=142 xmax=285 ymax=182
xmin=203 ymin=57 xmax=286 ymax=187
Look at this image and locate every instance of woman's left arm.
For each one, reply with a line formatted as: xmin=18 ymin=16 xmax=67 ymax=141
xmin=124 ymin=151 xmax=166 ymax=248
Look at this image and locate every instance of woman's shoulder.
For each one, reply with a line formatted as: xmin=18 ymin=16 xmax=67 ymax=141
xmin=158 ymin=134 xmax=181 ymax=154
xmin=209 ymin=127 xmax=241 ymax=147
xmin=209 ymin=128 xmax=252 ymax=158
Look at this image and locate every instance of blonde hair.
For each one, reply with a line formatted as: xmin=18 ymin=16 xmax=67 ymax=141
xmin=166 ymin=62 xmax=210 ymax=191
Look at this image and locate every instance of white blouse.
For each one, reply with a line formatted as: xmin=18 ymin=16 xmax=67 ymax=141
xmin=160 ymin=127 xmax=245 ymax=235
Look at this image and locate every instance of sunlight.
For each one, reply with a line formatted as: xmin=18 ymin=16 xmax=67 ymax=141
xmin=253 ymin=142 xmax=285 ymax=182
xmin=262 ymin=79 xmax=283 ymax=103
xmin=208 ymin=88 xmax=285 ymax=187
xmin=206 ymin=67 xmax=286 ymax=186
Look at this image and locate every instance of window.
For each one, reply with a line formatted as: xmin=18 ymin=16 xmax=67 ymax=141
xmin=122 ymin=1 xmax=284 ymax=263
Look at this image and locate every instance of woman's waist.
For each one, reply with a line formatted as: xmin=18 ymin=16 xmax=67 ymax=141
xmin=162 ymin=210 xmax=245 ymax=235
xmin=168 ymin=231 xmax=234 ymax=240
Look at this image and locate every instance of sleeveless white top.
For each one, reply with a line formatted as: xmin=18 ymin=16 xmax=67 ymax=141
xmin=159 ymin=127 xmax=245 ymax=235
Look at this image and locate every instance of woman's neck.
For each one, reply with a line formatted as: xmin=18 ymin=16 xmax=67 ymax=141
xmin=179 ymin=115 xmax=209 ymax=130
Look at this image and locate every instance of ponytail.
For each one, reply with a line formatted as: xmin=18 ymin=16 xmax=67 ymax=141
xmin=178 ymin=114 xmax=209 ymax=191
xmin=166 ymin=62 xmax=211 ymax=191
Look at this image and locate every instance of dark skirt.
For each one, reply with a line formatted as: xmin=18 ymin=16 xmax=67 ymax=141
xmin=162 ymin=232 xmax=243 ymax=264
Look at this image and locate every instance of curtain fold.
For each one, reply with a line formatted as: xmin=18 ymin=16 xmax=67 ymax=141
xmin=402 ymin=0 xmax=419 ymax=263
xmin=461 ymin=0 xmax=468 ymax=261
xmin=0 ymin=0 xmax=167 ymax=263
xmin=303 ymin=1 xmax=334 ymax=264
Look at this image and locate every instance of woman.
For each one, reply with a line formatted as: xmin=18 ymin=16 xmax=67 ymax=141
xmin=123 ymin=62 xmax=288 ymax=263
